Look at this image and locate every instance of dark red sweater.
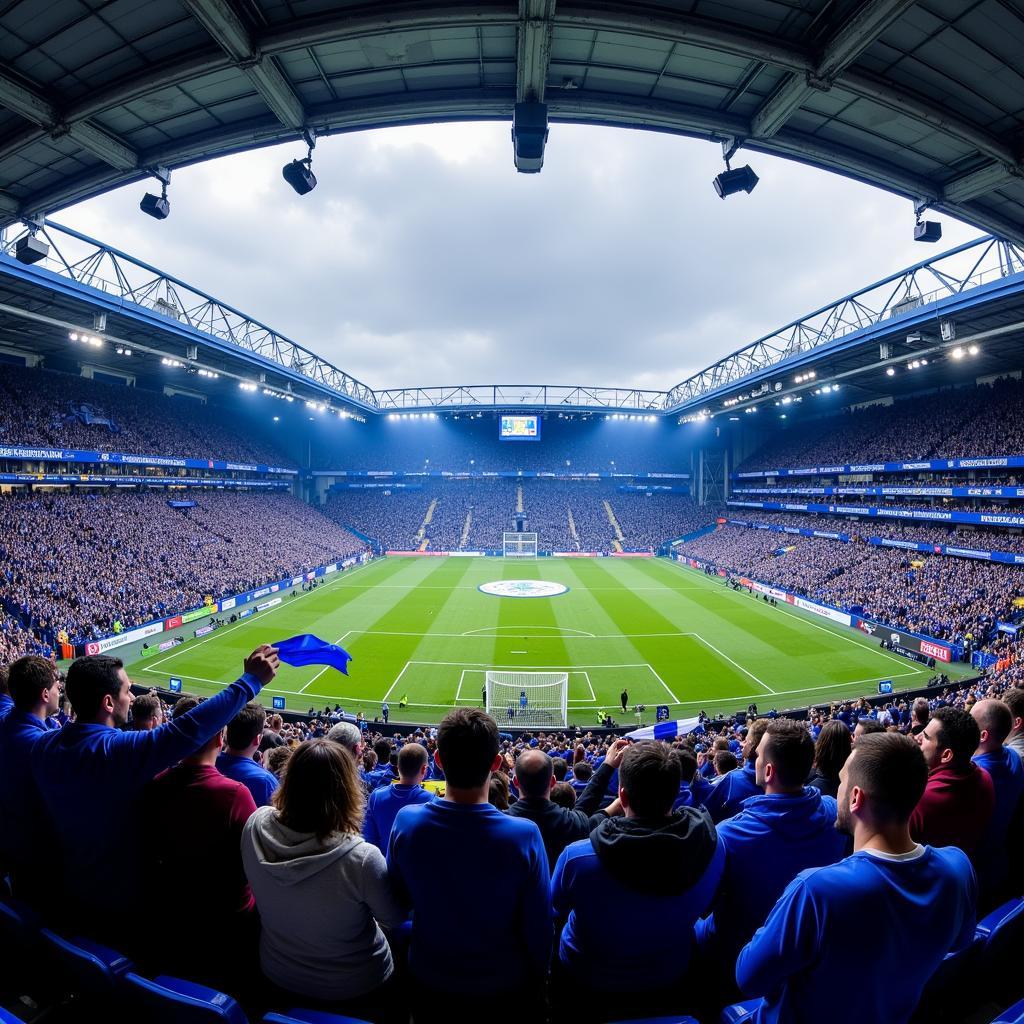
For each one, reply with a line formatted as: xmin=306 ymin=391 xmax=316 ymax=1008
xmin=910 ymin=763 xmax=994 ymax=861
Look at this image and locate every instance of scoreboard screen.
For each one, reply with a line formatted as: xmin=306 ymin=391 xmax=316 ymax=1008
xmin=499 ymin=415 xmax=541 ymax=441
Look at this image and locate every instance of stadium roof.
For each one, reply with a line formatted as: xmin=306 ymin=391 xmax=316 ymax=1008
xmin=0 ymin=1 xmax=1023 ymax=245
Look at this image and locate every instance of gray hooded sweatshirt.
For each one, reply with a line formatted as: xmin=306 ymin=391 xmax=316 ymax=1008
xmin=241 ymin=805 xmax=406 ymax=1000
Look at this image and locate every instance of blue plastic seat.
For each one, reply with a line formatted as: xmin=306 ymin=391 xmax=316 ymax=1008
xmin=720 ymin=1000 xmax=762 ymax=1023
xmin=0 ymin=1009 xmax=27 ymax=1024
xmin=909 ymin=932 xmax=981 ymax=1023
xmin=123 ymin=973 xmax=249 ymax=1024
xmin=40 ymin=928 xmax=133 ymax=997
xmin=264 ymin=1012 xmax=375 ymax=1024
xmin=0 ymin=897 xmax=47 ymax=992
xmin=991 ymin=995 xmax=1024 ymax=1024
xmin=975 ymin=898 xmax=1024 ymax=1004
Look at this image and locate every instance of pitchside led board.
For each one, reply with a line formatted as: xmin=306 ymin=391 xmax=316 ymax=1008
xmin=499 ymin=415 xmax=541 ymax=441
xmin=272 ymin=696 xmax=286 ymax=710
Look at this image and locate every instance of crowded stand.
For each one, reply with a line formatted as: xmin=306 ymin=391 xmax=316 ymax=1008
xmin=1 ymin=650 xmax=1022 ymax=1024
xmin=0 ymin=361 xmax=292 ymax=467
xmin=0 ymin=491 xmax=367 ymax=661
xmin=323 ymin=479 xmax=710 ymax=553
xmin=737 ymin=375 xmax=1024 ymax=472
xmin=678 ymin=524 xmax=1024 ymax=652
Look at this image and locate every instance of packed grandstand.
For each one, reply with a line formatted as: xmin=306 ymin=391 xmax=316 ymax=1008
xmin=3 ymin=1 xmax=1024 ymax=1022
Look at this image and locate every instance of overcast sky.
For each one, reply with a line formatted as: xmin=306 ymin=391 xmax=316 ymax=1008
xmin=59 ymin=123 xmax=980 ymax=394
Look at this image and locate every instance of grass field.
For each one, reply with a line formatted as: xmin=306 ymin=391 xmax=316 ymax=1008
xmin=124 ymin=556 xmax=969 ymax=724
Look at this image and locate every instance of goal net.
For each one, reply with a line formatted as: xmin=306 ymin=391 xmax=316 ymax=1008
xmin=503 ymin=532 xmax=538 ymax=558
xmin=486 ymin=670 xmax=568 ymax=729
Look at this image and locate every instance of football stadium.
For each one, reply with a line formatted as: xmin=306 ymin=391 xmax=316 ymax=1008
xmin=1 ymin=3 xmax=1024 ymax=1024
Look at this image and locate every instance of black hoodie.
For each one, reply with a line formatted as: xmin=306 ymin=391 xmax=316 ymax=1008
xmin=590 ymin=806 xmax=718 ymax=896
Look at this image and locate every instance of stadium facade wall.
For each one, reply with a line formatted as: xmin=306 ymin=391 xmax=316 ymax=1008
xmin=733 ymin=455 xmax=1024 ymax=479
xmin=729 ymin=499 xmax=1024 ymax=531
xmin=0 ymin=444 xmax=296 ymax=475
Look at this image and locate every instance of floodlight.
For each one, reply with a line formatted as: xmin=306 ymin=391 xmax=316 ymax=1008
xmin=140 ymin=192 xmax=170 ymax=219
xmin=512 ymin=102 xmax=548 ymax=173
xmin=886 ymin=367 xmax=896 ymax=376
xmin=713 ymin=165 xmax=759 ymax=199
xmin=283 ymin=132 xmax=317 ymax=195
xmin=15 ymin=234 xmax=49 ymax=264
xmin=968 ymin=344 xmax=979 ymax=355
xmin=914 ymin=220 xmax=942 ymax=243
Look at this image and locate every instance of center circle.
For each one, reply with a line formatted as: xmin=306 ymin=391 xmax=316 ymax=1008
xmin=478 ymin=579 xmax=569 ymax=598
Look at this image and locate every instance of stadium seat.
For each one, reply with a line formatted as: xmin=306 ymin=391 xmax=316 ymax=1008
xmin=975 ymin=898 xmax=1024 ymax=1003
xmin=0 ymin=1009 xmax=27 ymax=1024
xmin=122 ymin=973 xmax=249 ymax=1024
xmin=909 ymin=936 xmax=981 ymax=1023
xmin=720 ymin=1000 xmax=762 ymax=1022
xmin=991 ymin=996 xmax=1024 ymax=1024
xmin=0 ymin=898 xmax=47 ymax=992
xmin=40 ymin=928 xmax=133 ymax=997
xmin=264 ymin=1012 xmax=374 ymax=1024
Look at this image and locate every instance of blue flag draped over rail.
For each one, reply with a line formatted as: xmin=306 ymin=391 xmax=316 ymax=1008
xmin=625 ymin=717 xmax=703 ymax=742
xmin=274 ymin=634 xmax=352 ymax=675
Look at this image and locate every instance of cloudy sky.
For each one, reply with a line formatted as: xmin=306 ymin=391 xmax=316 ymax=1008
xmin=59 ymin=123 xmax=980 ymax=394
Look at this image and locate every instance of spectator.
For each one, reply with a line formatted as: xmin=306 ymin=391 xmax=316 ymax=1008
xmin=0 ymin=656 xmax=60 ymax=900
xmin=217 ymin=703 xmax=279 ymax=807
xmin=550 ymin=782 xmax=577 ymax=809
xmin=705 ymin=719 xmax=769 ymax=822
xmin=265 ymin=745 xmax=292 ymax=779
xmin=487 ymin=772 xmax=510 ymax=810
xmin=139 ymin=696 xmax=258 ymax=988
xmin=671 ymin=747 xmax=713 ymax=810
xmin=131 ymin=692 xmax=163 ymax=731
xmin=853 ymin=717 xmax=885 ymax=745
xmin=29 ymin=646 xmax=278 ymax=939
xmin=970 ymin=698 xmax=1024 ymax=909
xmin=713 ymin=749 xmax=738 ymax=777
xmin=387 ymin=709 xmax=550 ymax=1022
xmin=241 ymin=739 xmax=405 ymax=1021
xmin=735 ymin=733 xmax=977 ymax=1024
xmin=327 ymin=721 xmax=365 ymax=760
xmin=697 ymin=720 xmax=846 ymax=983
xmin=506 ymin=748 xmax=617 ymax=871
xmin=550 ymin=740 xmax=723 ymax=1020
xmin=259 ymin=713 xmax=286 ymax=753
xmin=911 ymin=707 xmax=995 ymax=862
xmin=1004 ymin=687 xmax=1024 ymax=760
xmin=365 ymin=739 xmax=397 ymax=791
xmin=363 ymin=742 xmax=433 ymax=853
xmin=910 ymin=697 xmax=930 ymax=737
xmin=807 ymin=719 xmax=852 ymax=798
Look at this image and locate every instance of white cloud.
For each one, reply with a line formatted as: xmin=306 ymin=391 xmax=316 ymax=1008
xmin=58 ymin=122 xmax=982 ymax=394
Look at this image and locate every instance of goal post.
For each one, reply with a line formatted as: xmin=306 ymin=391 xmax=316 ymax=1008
xmin=503 ymin=532 xmax=538 ymax=558
xmin=486 ymin=670 xmax=568 ymax=728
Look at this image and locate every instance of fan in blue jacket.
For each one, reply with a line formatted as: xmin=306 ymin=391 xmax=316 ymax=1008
xmin=30 ymin=646 xmax=279 ymax=933
xmin=697 ymin=719 xmax=847 ymax=980
xmin=704 ymin=718 xmax=768 ymax=822
xmin=364 ymin=740 xmax=434 ymax=851
xmin=736 ymin=733 xmax=976 ymax=1024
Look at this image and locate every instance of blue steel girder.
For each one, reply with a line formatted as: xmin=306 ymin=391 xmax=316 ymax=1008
xmin=665 ymin=235 xmax=1024 ymax=411
xmin=0 ymin=219 xmax=378 ymax=411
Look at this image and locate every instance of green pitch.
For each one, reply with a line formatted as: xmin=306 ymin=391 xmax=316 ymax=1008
xmin=124 ymin=556 xmax=968 ymax=724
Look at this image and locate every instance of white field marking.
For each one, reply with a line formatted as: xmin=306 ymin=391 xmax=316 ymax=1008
xmin=646 ymin=663 xmax=682 ymax=704
xmin=460 ymin=668 xmax=598 ymax=704
xmin=661 ymin=558 xmax=928 ymax=672
xmin=298 ymin=630 xmax=355 ymax=694
xmin=382 ymin=661 xmax=413 ymax=703
xmin=582 ymin=670 xmax=596 ymax=701
xmin=401 ymin=659 xmax=655 ymax=669
xmin=455 ymin=669 xmax=468 ymax=703
xmin=341 ymin=629 xmax=698 ymax=639
xmin=461 ymin=625 xmax=597 ymax=637
xmin=510 ymin=650 xmax=528 ymax=654
xmin=690 ymin=633 xmax=776 ymax=694
xmin=141 ymin=560 xmax=381 ymax=670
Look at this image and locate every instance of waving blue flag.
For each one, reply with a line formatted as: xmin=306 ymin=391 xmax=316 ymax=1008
xmin=274 ymin=634 xmax=352 ymax=675
xmin=625 ymin=717 xmax=703 ymax=742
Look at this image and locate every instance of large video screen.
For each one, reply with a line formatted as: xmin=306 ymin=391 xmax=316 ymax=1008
xmin=499 ymin=414 xmax=541 ymax=441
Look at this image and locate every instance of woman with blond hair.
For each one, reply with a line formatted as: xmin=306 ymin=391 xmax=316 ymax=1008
xmin=241 ymin=738 xmax=405 ymax=1021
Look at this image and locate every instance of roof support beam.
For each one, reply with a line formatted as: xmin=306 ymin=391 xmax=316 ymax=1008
xmin=944 ymin=162 xmax=1020 ymax=203
xmin=517 ymin=0 xmax=556 ymax=103
xmin=751 ymin=0 xmax=918 ymax=139
xmin=180 ymin=0 xmax=306 ymax=130
xmin=0 ymin=70 xmax=138 ymax=171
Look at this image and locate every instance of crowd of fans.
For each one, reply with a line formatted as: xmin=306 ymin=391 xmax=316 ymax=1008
xmin=323 ymin=481 xmax=713 ymax=552
xmin=723 ymin=508 xmax=1024 ymax=553
xmin=677 ymin=524 xmax=1024 ymax=650
xmin=0 ymin=491 xmax=367 ymax=662
xmin=1 ymin=650 xmax=1021 ymax=1024
xmin=738 ymin=375 xmax=1024 ymax=471
xmin=0 ymin=362 xmax=291 ymax=466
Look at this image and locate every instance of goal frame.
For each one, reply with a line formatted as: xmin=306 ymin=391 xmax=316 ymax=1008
xmin=503 ymin=531 xmax=538 ymax=559
xmin=486 ymin=670 xmax=568 ymax=729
